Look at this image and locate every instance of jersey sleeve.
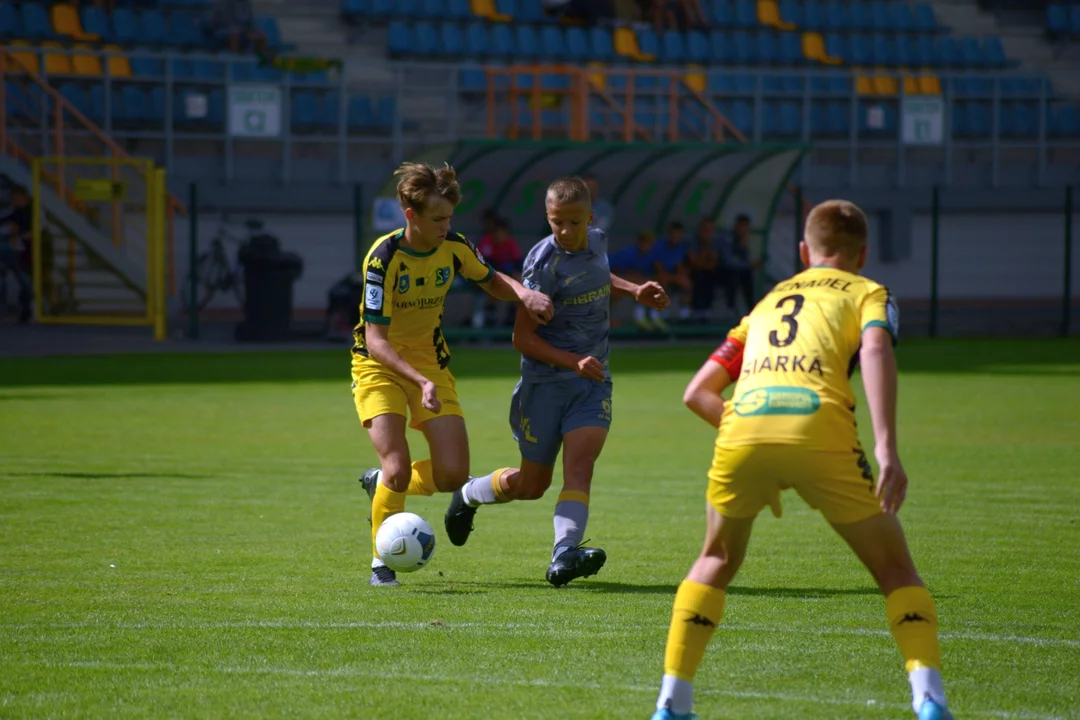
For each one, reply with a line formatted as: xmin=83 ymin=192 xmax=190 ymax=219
xmin=521 ymin=241 xmax=557 ymax=297
xmin=860 ymin=285 xmax=899 ymax=345
xmin=709 ymin=316 xmax=750 ymax=378
xmin=449 ymin=232 xmax=495 ymax=284
xmin=361 ymin=242 xmax=395 ymax=325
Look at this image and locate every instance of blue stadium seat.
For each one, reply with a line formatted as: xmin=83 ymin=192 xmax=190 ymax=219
xmin=762 ymin=101 xmax=780 ymax=136
xmin=778 ymin=31 xmax=801 ymax=65
xmin=708 ymin=73 xmax=736 ymax=95
xmin=139 ymin=10 xmax=169 ymax=46
xmin=79 ymin=6 xmax=111 ymax=43
xmin=802 ymin=0 xmax=823 ymax=31
xmin=810 ymin=74 xmax=850 ymax=95
xmin=19 ymin=3 xmax=60 ymax=41
xmin=710 ymin=31 xmax=733 ymax=64
xmin=413 ymin=21 xmax=438 ymax=56
xmin=824 ymin=34 xmax=846 ymax=64
xmin=118 ymin=85 xmax=148 ymax=124
xmin=541 ymin=25 xmax=566 ymax=59
xmin=291 ymin=91 xmax=318 ymax=130
xmin=731 ymin=31 xmax=752 ymax=64
xmin=849 ymin=3 xmax=871 ymax=32
xmin=465 ymin=22 xmax=490 ymax=57
xmin=638 ymin=28 xmax=661 ymax=60
xmin=984 ymin=37 xmax=1008 ymax=68
xmin=872 ymin=34 xmax=895 ymax=66
xmin=733 ymin=73 xmax=755 ymax=95
xmin=320 ymin=92 xmax=341 ymax=131
xmin=762 ymin=74 xmax=799 ymax=95
xmin=869 ymin=1 xmax=891 ymax=31
xmin=149 ymin=85 xmax=165 ymax=123
xmin=0 ymin=3 xmax=21 ymax=37
xmin=1046 ymin=5 xmax=1068 ymax=36
xmin=447 ymin=0 xmax=471 ymax=19
xmin=341 ymin=0 xmax=369 ymax=19
xmin=254 ymin=15 xmax=290 ymax=51
xmin=169 ymin=11 xmax=209 ymax=49
xmin=913 ymin=3 xmax=937 ymax=32
xmin=953 ymin=76 xmax=992 ymax=98
xmin=371 ymin=0 xmax=417 ymax=16
xmin=828 ymin=100 xmax=850 ymax=135
xmin=959 ymin=37 xmax=983 ymax=68
xmin=823 ymin=1 xmax=846 ymax=31
xmin=890 ymin=3 xmax=914 ymax=32
xmin=419 ymin=0 xmax=446 ymax=18
xmin=490 ymin=24 xmax=515 ymax=57
xmin=459 ymin=67 xmax=486 ymax=93
xmin=734 ymin=0 xmax=756 ymax=28
xmin=58 ymin=82 xmax=91 ymax=120
xmin=685 ymin=29 xmax=709 ymax=64
xmin=779 ymin=0 xmax=802 ymax=28
xmin=779 ymin=101 xmax=800 ymax=137
xmin=376 ymin=95 xmax=396 ymax=127
xmin=938 ymin=36 xmax=961 ymax=67
xmin=440 ymin=21 xmax=465 ymax=57
xmin=171 ymin=58 xmax=194 ymax=79
xmin=588 ymin=27 xmax=615 ymax=62
xmin=914 ymin=35 xmax=939 ymax=66
xmin=965 ymin=102 xmax=990 ymax=138
xmin=1051 ymin=103 xmax=1080 ymax=138
xmin=515 ymin=25 xmax=541 ymax=60
xmin=1071 ymin=6 xmax=1080 ymax=34
xmin=846 ymin=34 xmax=871 ymax=66
xmin=1004 ymin=102 xmax=1036 ymax=138
xmin=565 ymin=27 xmax=589 ymax=62
xmin=388 ymin=21 xmax=412 ymax=57
xmin=755 ymin=32 xmax=777 ymax=65
xmin=111 ymin=8 xmax=139 ymax=45
xmin=348 ymin=95 xmax=374 ymax=130
xmin=515 ymin=0 xmax=547 ymax=23
xmin=711 ymin=0 xmax=733 ymax=27
xmin=894 ymin=36 xmax=915 ymax=67
xmin=1000 ymin=76 xmax=1040 ymax=97
xmin=495 ymin=0 xmax=516 ymax=18
xmin=730 ymin=100 xmax=753 ymax=135
xmin=131 ymin=55 xmax=164 ymax=78
xmin=661 ymin=29 xmax=686 ymax=64
xmin=950 ymin=102 xmax=967 ymax=138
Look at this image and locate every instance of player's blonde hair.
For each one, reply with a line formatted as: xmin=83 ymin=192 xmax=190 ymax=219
xmin=395 ymin=162 xmax=461 ymax=214
xmin=804 ymin=199 xmax=868 ymax=259
xmin=546 ymin=177 xmax=591 ymax=207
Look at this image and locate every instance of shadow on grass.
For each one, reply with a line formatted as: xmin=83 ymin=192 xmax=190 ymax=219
xmin=3 ymin=471 xmax=213 ymax=480
xmin=0 ymin=338 xmax=1078 ymax=387
xmin=439 ymin=579 xmax=881 ymax=599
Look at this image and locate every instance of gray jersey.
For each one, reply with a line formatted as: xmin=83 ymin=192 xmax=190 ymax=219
xmin=520 ymin=227 xmax=611 ymax=383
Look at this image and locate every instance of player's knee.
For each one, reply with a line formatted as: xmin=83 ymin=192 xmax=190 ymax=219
xmin=380 ymin=462 xmax=411 ymax=492
xmin=433 ymin=464 xmax=469 ymax=492
xmin=513 ymin=467 xmax=553 ymax=500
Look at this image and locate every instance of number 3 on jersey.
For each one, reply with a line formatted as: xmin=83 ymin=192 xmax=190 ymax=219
xmin=768 ymin=294 xmax=805 ymax=348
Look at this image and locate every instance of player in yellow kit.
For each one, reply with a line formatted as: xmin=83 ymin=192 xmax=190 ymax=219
xmin=353 ymin=162 xmax=553 ymax=587
xmin=649 ymin=200 xmax=954 ymax=720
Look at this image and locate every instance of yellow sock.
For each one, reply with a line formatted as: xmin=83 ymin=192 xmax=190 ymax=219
xmin=407 ymin=459 xmax=438 ymax=496
xmin=491 ymin=468 xmax=513 ymax=502
xmin=371 ymin=483 xmax=406 ymax=560
xmin=886 ymin=585 xmax=942 ymax=672
xmin=663 ymin=580 xmax=727 ymax=681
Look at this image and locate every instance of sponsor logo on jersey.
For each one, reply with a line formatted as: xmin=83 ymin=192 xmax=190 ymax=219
xmin=369 ymin=256 xmax=385 ymax=271
xmin=733 ymin=386 xmax=821 ymax=416
xmin=366 ymin=271 xmax=383 ymax=284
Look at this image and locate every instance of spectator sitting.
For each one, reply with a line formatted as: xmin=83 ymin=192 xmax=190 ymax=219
xmin=719 ymin=213 xmax=761 ymax=317
xmin=649 ymin=220 xmax=692 ymax=327
xmin=638 ymin=0 xmax=708 ymax=31
xmin=208 ymin=0 xmax=267 ymax=54
xmin=687 ymin=216 xmax=721 ymax=323
xmin=472 ymin=218 xmax=524 ymax=328
xmin=542 ymin=0 xmax=615 ymax=24
xmin=0 ymin=185 xmax=33 ymax=324
xmin=609 ymin=229 xmax=663 ymax=330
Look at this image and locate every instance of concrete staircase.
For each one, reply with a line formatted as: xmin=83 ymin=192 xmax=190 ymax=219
xmin=927 ymin=0 xmax=1080 ymax=96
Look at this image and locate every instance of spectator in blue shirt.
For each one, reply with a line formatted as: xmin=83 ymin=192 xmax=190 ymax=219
xmin=650 ymin=221 xmax=691 ymax=325
xmin=609 ymin=229 xmax=663 ymax=330
xmin=719 ymin=214 xmax=760 ymax=315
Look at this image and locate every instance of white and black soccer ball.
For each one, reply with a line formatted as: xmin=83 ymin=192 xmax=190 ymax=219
xmin=375 ymin=512 xmax=436 ymax=573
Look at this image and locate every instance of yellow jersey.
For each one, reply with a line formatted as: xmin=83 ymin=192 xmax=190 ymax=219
xmin=352 ymin=229 xmax=494 ymax=371
xmin=714 ymin=267 xmax=898 ymax=451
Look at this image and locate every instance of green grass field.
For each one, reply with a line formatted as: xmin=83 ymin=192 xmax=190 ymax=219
xmin=1 ymin=340 xmax=1078 ymax=720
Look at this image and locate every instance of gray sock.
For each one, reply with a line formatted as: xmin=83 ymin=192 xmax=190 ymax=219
xmin=461 ymin=472 xmax=501 ymax=507
xmin=552 ymin=496 xmax=589 ymax=560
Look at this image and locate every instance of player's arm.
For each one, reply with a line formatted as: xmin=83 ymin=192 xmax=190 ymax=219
xmin=512 ymin=305 xmax=605 ymax=382
xmin=451 ymin=233 xmax=553 ymax=324
xmin=610 ymin=272 xmax=669 ymax=310
xmin=683 ymin=335 xmax=744 ymax=427
xmin=860 ymin=325 xmax=906 ymax=513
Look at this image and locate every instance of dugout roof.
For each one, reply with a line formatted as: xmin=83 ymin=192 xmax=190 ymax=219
xmin=369 ymin=140 xmax=809 ymax=247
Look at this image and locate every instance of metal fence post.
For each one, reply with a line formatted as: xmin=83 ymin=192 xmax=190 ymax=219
xmin=929 ymin=184 xmax=940 ymax=339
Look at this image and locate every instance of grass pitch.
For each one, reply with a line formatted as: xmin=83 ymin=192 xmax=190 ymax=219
xmin=1 ymin=339 xmax=1078 ymax=719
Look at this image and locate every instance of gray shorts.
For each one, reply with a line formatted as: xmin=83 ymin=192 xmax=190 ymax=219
xmin=509 ymin=376 xmax=613 ymax=466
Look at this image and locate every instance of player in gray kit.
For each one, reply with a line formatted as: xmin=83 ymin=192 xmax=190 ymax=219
xmin=444 ymin=176 xmax=669 ymax=586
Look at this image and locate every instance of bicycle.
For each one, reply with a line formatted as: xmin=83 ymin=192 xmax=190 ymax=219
xmin=183 ymin=217 xmax=264 ymax=313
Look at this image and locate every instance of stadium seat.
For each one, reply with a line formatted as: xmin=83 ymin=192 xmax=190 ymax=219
xmin=111 ymin=7 xmax=139 ymax=45
xmin=755 ymin=32 xmax=777 ymax=65
xmin=984 ymin=37 xmax=1008 ymax=69
xmin=52 ymin=2 xmax=98 ymax=42
xmin=514 ymin=24 xmax=541 ymax=60
xmin=565 ymin=26 xmax=589 ymax=62
xmin=731 ymin=31 xmax=753 ymax=64
xmin=660 ymin=29 xmax=686 ymax=64
xmin=102 ymin=46 xmax=132 ymax=79
xmin=459 ymin=67 xmax=486 ymax=92
xmin=448 ymin=0 xmax=471 ymax=19
xmin=938 ymin=36 xmax=961 ymax=68
xmin=414 ymin=21 xmax=438 ymax=56
xmin=1046 ymin=5 xmax=1068 ymax=36
xmin=712 ymin=0 xmax=734 ymax=28
xmin=758 ymin=0 xmax=795 ymax=31
xmin=254 ymin=15 xmax=291 ymax=51
xmin=71 ymin=44 xmax=102 ymax=76
xmin=169 ymin=11 xmax=210 ymax=49
xmin=42 ymin=42 xmax=72 ymax=76
xmin=0 ymin=3 xmax=21 ymax=38
xmin=131 ymin=55 xmax=164 ymax=78
xmin=440 ymin=21 xmax=465 ymax=57
xmin=20 ymin=2 xmax=61 ymax=41
xmin=778 ymin=31 xmax=801 ymax=64
xmin=465 ymin=22 xmax=490 ymax=57
xmin=687 ymin=30 xmax=709 ymax=63
xmin=734 ymin=0 xmax=757 ymax=28
xmin=637 ymin=28 xmax=661 ymax=61
xmin=342 ymin=0 xmax=368 ymax=19
xmin=419 ymin=0 xmax=447 ymax=18
xmin=890 ymin=3 xmax=914 ymax=32
xmin=869 ymin=1 xmax=891 ymax=31
xmin=291 ymin=91 xmax=319 ymax=131
xmin=959 ymin=37 xmax=983 ymax=68
xmin=913 ymin=3 xmax=937 ymax=32
xmin=320 ymin=92 xmax=342 ymax=131
xmin=778 ymin=0 xmax=801 ymax=28
xmin=710 ymin=31 xmax=733 ymax=64
xmin=79 ymin=5 xmax=112 ymax=44
xmin=589 ymin=27 xmax=615 ymax=63
xmin=118 ymin=84 xmax=148 ymax=124
xmin=490 ymin=23 xmax=515 ymax=57
xmin=388 ymin=21 xmax=412 ymax=57
xmin=823 ymin=1 xmax=846 ymax=31
xmin=541 ymin=25 xmax=567 ymax=59
xmin=1051 ymin=103 xmax=1080 ymax=138
xmin=57 ymin=81 xmax=91 ymax=120
xmin=849 ymin=3 xmax=871 ymax=32
xmin=348 ymin=95 xmax=375 ymax=130
xmin=139 ymin=10 xmax=169 ymax=46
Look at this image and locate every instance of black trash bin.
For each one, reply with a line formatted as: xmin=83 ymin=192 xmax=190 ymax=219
xmin=235 ymin=234 xmax=304 ymax=342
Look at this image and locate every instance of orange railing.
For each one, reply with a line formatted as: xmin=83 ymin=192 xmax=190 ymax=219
xmin=484 ymin=65 xmax=744 ymax=143
xmin=0 ymin=45 xmax=184 ymax=295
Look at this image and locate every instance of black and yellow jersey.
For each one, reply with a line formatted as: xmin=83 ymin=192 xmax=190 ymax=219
xmin=352 ymin=229 xmax=494 ymax=371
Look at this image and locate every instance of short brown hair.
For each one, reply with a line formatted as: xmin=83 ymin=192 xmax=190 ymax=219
xmin=546 ymin=177 xmax=591 ymax=207
xmin=805 ymin=199 xmax=868 ymax=258
xmin=395 ymin=162 xmax=461 ymax=214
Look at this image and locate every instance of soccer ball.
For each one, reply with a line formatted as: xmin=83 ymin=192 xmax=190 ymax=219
xmin=375 ymin=512 xmax=436 ymax=573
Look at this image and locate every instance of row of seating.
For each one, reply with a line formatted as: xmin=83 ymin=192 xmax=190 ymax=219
xmin=1046 ymin=3 xmax=1080 ymax=36
xmin=4 ymin=44 xmax=333 ymax=85
xmin=386 ymin=21 xmax=1011 ymax=69
xmin=4 ymin=81 xmax=398 ymax=132
xmin=343 ymin=0 xmax=941 ymax=34
xmin=0 ymin=3 xmax=287 ymax=52
xmin=509 ymin=98 xmax=1080 ymax=138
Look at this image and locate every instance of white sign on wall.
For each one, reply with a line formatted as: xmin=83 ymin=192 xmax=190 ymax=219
xmin=228 ymin=85 xmax=281 ymax=138
xmin=373 ymin=198 xmax=406 ymax=231
xmin=902 ymin=97 xmax=945 ymax=145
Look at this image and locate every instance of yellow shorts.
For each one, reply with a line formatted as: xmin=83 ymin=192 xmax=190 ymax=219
xmin=351 ymin=362 xmax=462 ymax=429
xmin=707 ymin=444 xmax=881 ymax=525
